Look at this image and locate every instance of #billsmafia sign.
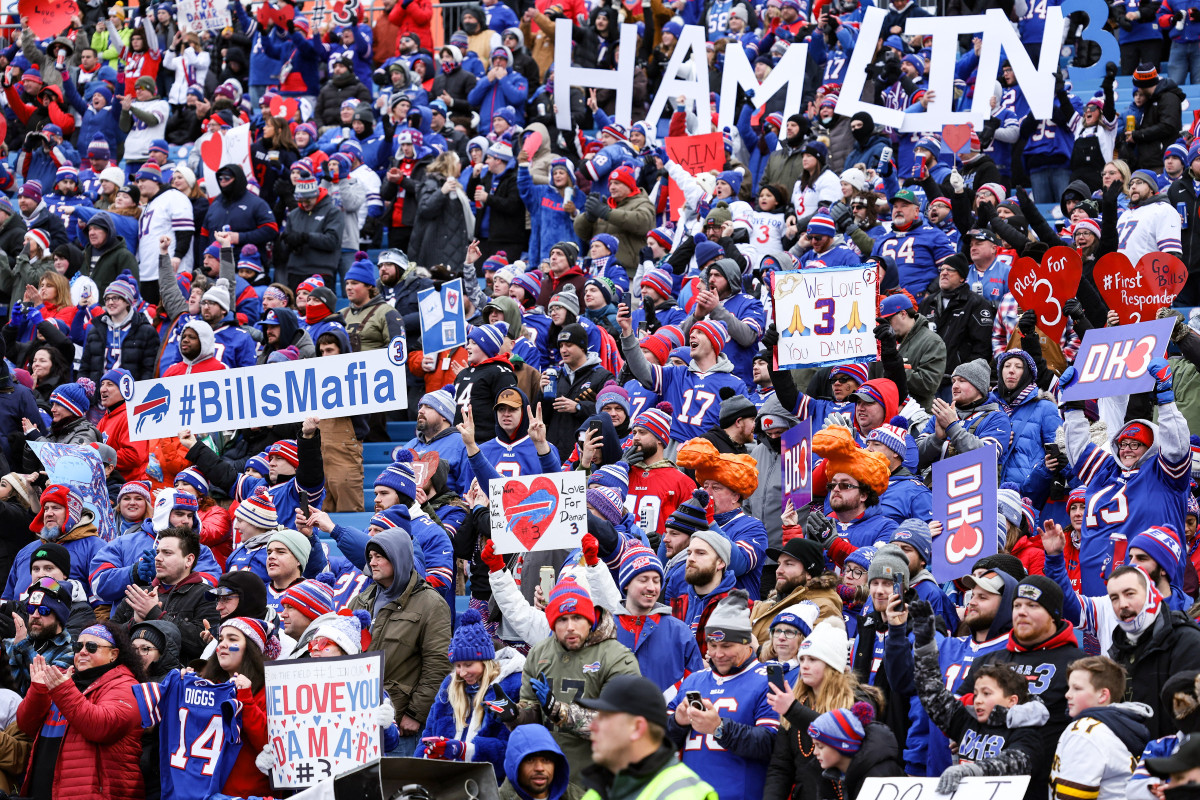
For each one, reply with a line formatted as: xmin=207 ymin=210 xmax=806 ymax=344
xmin=931 ymin=447 xmax=998 ymax=583
xmin=265 ymin=652 xmax=383 ymax=789
xmin=781 ymin=420 xmax=813 ymax=512
xmin=489 ymin=471 xmax=587 ymax=554
xmin=859 ymin=776 xmax=1030 ymax=800
xmin=772 ymin=265 xmax=877 ymax=369
xmin=554 ymin=0 xmax=1117 ymax=133
xmin=1060 ymin=318 xmax=1173 ymax=402
xmin=177 ymin=0 xmax=230 ymax=32
xmin=123 ymin=337 xmax=408 ymax=440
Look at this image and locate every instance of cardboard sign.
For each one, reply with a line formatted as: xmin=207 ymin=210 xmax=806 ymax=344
xmin=859 ymin=776 xmax=1030 ymax=800
xmin=1007 ymin=246 xmax=1082 ymax=343
xmin=27 ymin=442 xmax=119 ymax=542
xmin=1060 ymin=318 xmax=1173 ymax=402
xmin=1095 ymin=251 xmax=1189 ymax=324
xmin=489 ymin=471 xmax=587 ymax=554
xmin=771 ymin=265 xmax=878 ymax=369
xmin=931 ymin=448 xmax=998 ymax=583
xmin=123 ymin=337 xmax=409 ymax=440
xmin=177 ymin=0 xmax=230 ymax=32
xmin=194 ymin=124 xmax=252 ymax=199
xmin=264 ymin=652 xmax=383 ymax=789
xmin=417 ymin=278 xmax=467 ymax=354
xmin=19 ymin=0 xmax=75 ymax=38
xmin=663 ymin=133 xmax=725 ymax=223
xmin=781 ymin=420 xmax=813 ymax=513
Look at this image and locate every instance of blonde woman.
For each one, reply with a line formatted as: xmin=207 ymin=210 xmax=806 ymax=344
xmin=1101 ymin=159 xmax=1131 ymax=211
xmin=763 ymin=620 xmax=882 ymax=800
xmin=415 ymin=609 xmax=524 ymax=782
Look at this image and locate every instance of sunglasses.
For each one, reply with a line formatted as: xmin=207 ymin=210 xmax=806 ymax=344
xmin=307 ymin=636 xmax=335 ymax=653
xmin=827 ymin=480 xmax=861 ymax=492
xmin=73 ymin=640 xmax=116 ymax=654
xmin=831 ymin=374 xmax=857 ymax=383
xmin=26 ymin=605 xmax=53 ymax=617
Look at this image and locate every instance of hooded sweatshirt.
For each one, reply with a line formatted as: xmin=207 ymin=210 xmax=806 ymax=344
xmin=366 ymin=527 xmax=414 ymax=615
xmin=500 ymin=718 xmax=573 ymax=800
xmin=163 ymin=319 xmax=226 ymax=376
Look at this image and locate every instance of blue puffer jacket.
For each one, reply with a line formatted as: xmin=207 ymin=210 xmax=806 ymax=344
xmin=414 ymin=649 xmax=524 ymax=782
xmin=993 ymin=351 xmax=1062 ymax=491
xmin=614 ymin=606 xmax=704 ymax=695
xmin=879 ymin=469 xmax=933 ymax=523
xmin=89 ymin=518 xmax=222 ymax=603
xmin=466 ymin=70 xmax=528 ymax=135
xmin=516 ymin=164 xmax=578 ymax=265
xmin=500 ymin=723 xmax=573 ymax=800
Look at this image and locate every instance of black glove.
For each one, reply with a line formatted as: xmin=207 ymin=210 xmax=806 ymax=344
xmin=362 ymin=216 xmax=382 ymax=242
xmin=827 ymin=201 xmax=851 ymax=231
xmin=1018 ymin=309 xmax=1038 ymax=336
xmin=642 ymin=296 xmax=658 ymax=329
xmin=1190 ymin=8 xmax=1200 ymax=21
xmin=874 ymin=322 xmax=896 ymax=348
xmin=909 ymin=599 xmax=935 ymax=647
xmin=761 ymin=323 xmax=779 ymax=350
xmin=483 ymin=684 xmax=520 ymax=725
xmin=975 ymin=201 xmax=995 ymax=223
xmin=978 ymin=117 xmax=999 ymax=150
xmin=285 ymin=229 xmax=308 ymax=248
xmin=286 ymin=19 xmax=295 ymax=34
xmin=1063 ymin=298 xmax=1086 ymax=322
xmin=804 ymin=513 xmax=836 ymax=547
xmin=372 ymin=68 xmax=388 ymax=86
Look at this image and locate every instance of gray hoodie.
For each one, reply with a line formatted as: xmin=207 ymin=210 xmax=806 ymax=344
xmin=367 ymin=528 xmax=414 ymax=615
xmin=748 ymin=394 xmax=800 ymax=551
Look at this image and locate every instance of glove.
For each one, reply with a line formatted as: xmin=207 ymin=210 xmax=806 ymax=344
xmin=1063 ymin=298 xmax=1085 ymax=322
xmin=975 ymin=201 xmax=995 ymax=222
xmin=1190 ymin=7 xmax=1200 ymax=20
xmin=581 ymin=533 xmax=599 ymax=566
xmin=374 ymin=695 xmax=395 ymax=728
xmin=1149 ymin=357 xmax=1174 ymax=404
xmin=480 ymin=539 xmax=505 ymax=573
xmin=361 ymin=216 xmax=383 ymax=241
xmin=584 ymin=193 xmax=607 ymax=219
xmin=744 ymin=87 xmax=755 ymax=99
xmin=827 ymin=201 xmax=851 ymax=231
xmin=978 ymin=119 xmax=999 ymax=151
xmin=255 ymin=742 xmax=275 ymax=775
xmin=949 ymin=168 xmax=964 ymax=193
xmin=909 ymin=599 xmax=935 ymax=647
xmin=823 ymin=411 xmax=853 ymax=430
xmin=874 ymin=322 xmax=896 ymax=348
xmin=422 ymin=737 xmax=466 ymax=760
xmin=877 ymin=156 xmax=894 ymax=179
xmin=134 ymin=548 xmax=157 ymax=583
xmin=483 ymin=683 xmax=520 ymax=724
xmin=532 ymin=675 xmax=553 ymax=707
xmin=937 ymin=762 xmax=984 ymax=795
xmin=804 ymin=513 xmax=836 ymax=547
xmin=285 ymin=229 xmax=308 ymax=248
xmin=1018 ymin=309 xmax=1038 ymax=336
xmin=761 ymin=323 xmax=779 ymax=350
xmin=1057 ymin=365 xmax=1085 ymax=410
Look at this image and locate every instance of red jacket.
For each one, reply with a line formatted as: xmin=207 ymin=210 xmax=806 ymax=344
xmin=387 ymin=0 xmax=433 ymax=52
xmin=222 ymin=686 xmax=270 ymax=798
xmin=97 ymin=401 xmax=148 ymax=481
xmin=199 ymin=503 xmax=233 ymax=569
xmin=1009 ymin=533 xmax=1046 ymax=576
xmin=17 ymin=665 xmax=144 ymax=800
xmin=163 ymin=353 xmax=227 ymax=377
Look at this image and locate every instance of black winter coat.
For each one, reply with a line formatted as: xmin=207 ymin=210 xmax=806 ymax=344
xmin=468 ymin=166 xmax=527 ymax=254
xmin=1169 ymin=175 xmax=1200 ymax=277
xmin=816 ymin=723 xmax=904 ymax=800
xmin=111 ymin=575 xmax=221 ymax=663
xmin=540 ymin=360 xmax=614 ymax=461
xmin=1110 ymin=609 xmax=1200 ymax=740
xmin=0 ymin=212 xmax=26 ymax=264
xmin=1126 ymin=79 xmax=1185 ymax=169
xmin=918 ymin=284 xmax=995 ymax=388
xmin=80 ymin=310 xmax=162 ymax=384
xmin=408 ymin=170 xmax=472 ymax=270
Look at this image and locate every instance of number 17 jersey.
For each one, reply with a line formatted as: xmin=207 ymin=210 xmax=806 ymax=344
xmin=651 ymin=363 xmax=748 ymax=443
xmin=133 ymin=669 xmax=244 ymax=800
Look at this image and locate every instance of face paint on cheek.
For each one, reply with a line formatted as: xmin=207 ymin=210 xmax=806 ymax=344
xmin=228 ymin=645 xmax=240 ymax=652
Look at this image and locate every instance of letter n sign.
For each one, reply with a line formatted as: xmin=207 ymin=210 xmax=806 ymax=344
xmin=931 ymin=447 xmax=998 ymax=583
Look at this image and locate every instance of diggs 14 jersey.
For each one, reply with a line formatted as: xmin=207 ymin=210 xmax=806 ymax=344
xmin=134 ymin=670 xmax=243 ymax=800
xmin=667 ymin=662 xmax=779 ymax=800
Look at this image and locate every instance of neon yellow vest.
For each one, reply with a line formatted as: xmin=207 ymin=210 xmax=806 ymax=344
xmin=581 ymin=761 xmax=717 ymax=800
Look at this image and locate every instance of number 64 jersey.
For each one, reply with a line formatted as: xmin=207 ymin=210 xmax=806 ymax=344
xmin=134 ymin=670 xmax=244 ymax=800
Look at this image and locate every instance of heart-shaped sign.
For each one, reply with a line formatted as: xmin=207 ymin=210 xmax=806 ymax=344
xmin=1007 ymin=246 xmax=1082 ymax=342
xmin=1096 ymin=251 xmax=1188 ymax=323
xmin=200 ymin=131 xmax=225 ymax=172
xmin=269 ymin=95 xmax=300 ymax=121
xmin=941 ymin=123 xmax=974 ymax=155
xmin=946 ymin=521 xmax=983 ymax=564
xmin=501 ymin=476 xmax=561 ymax=550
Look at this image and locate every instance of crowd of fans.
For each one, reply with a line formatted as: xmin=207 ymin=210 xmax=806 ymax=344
xmin=1 ymin=0 xmax=1200 ymax=797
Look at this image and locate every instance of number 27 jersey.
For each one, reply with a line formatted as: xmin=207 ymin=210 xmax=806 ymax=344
xmin=133 ymin=669 xmax=244 ymax=800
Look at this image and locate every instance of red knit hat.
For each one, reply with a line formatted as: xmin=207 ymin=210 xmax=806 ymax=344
xmin=609 ymin=165 xmax=638 ymax=193
xmin=545 ymin=576 xmax=596 ymax=628
xmin=269 ymin=439 xmax=299 ymax=468
xmin=639 ymin=334 xmax=671 ymax=366
xmin=1118 ymin=422 xmax=1154 ymax=448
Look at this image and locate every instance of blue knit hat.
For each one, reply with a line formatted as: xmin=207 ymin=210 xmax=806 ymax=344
xmin=890 ymin=518 xmax=933 ymax=566
xmin=591 ymin=233 xmax=619 ymax=256
xmin=809 ymin=703 xmax=875 ymax=754
xmin=716 ymin=170 xmax=743 ymax=196
xmin=468 ymin=323 xmax=508 ymax=358
xmin=246 ymin=452 xmax=270 ymax=478
xmin=594 ymin=381 xmax=630 ymax=418
xmin=418 ymin=388 xmax=457 ymax=423
xmin=588 ymin=461 xmax=630 ymax=493
xmin=448 ymin=608 xmax=496 ymax=662
xmin=100 ymin=367 xmax=131 ymax=389
xmin=374 ymin=453 xmax=417 ymax=503
xmin=1127 ymin=525 xmax=1185 ymax=585
xmin=50 ymin=380 xmax=91 ymax=417
xmin=807 ymin=212 xmax=837 ymax=238
xmin=618 ymin=545 xmax=664 ymax=591
xmin=845 ymin=546 xmax=878 ymax=572
xmin=345 ymin=252 xmax=376 ymax=286
xmin=692 ymin=233 xmax=724 ymax=267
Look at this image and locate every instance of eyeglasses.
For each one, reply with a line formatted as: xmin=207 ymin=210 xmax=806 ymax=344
xmin=26 ymin=605 xmax=53 ymax=617
xmin=72 ymin=641 xmax=116 ymax=654
xmin=844 ymin=565 xmax=867 ymax=580
xmin=937 ymin=266 xmax=959 ymax=274
xmin=307 ymin=636 xmax=334 ymax=653
xmin=1117 ymin=441 xmax=1145 ymax=451
xmin=132 ymin=645 xmax=158 ymax=656
xmin=827 ymin=481 xmax=861 ymax=492
xmin=772 ymin=628 xmax=800 ymax=640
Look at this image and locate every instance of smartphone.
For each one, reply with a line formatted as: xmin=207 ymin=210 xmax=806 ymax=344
xmin=587 ymin=420 xmax=603 ymax=439
xmin=298 ymin=489 xmax=310 ymax=518
xmin=686 ymin=690 xmax=705 ymax=711
xmin=893 ymin=578 xmax=905 ymax=610
xmin=1044 ymin=443 xmax=1062 ymax=463
xmin=766 ymin=663 xmax=785 ymax=693
xmin=617 ymin=290 xmax=631 ymax=309
xmin=540 ymin=566 xmax=555 ymax=602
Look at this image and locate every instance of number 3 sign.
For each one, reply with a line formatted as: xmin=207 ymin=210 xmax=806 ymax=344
xmin=1008 ymin=246 xmax=1082 ymax=343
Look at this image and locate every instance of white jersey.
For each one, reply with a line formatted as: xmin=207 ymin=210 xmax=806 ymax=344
xmin=137 ymin=187 xmax=195 ymax=281
xmin=737 ymin=208 xmax=786 ymax=270
xmin=1051 ymin=706 xmax=1151 ymax=800
xmin=790 ymin=169 xmax=842 ymax=221
xmin=1116 ymin=199 xmax=1183 ymax=268
xmin=124 ymin=98 xmax=169 ymax=161
xmin=350 ymin=163 xmax=381 ymax=231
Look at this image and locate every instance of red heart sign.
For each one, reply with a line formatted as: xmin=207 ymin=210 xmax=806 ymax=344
xmin=1007 ymin=246 xmax=1082 ymax=342
xmin=1096 ymin=251 xmax=1187 ymax=323
xmin=946 ymin=521 xmax=983 ymax=564
xmin=200 ymin=132 xmax=224 ymax=172
xmin=941 ymin=123 xmax=974 ymax=155
xmin=269 ymin=95 xmax=300 ymax=121
xmin=501 ymin=476 xmax=561 ymax=550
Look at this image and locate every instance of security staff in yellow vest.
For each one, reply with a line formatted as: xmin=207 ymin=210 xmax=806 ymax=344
xmin=578 ymin=675 xmax=717 ymax=800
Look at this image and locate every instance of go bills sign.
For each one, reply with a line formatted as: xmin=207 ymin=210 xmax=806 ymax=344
xmin=123 ymin=338 xmax=409 ymax=441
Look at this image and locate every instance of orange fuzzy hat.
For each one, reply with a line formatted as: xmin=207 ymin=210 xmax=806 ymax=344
xmin=676 ymin=438 xmax=759 ymax=498
xmin=812 ymin=426 xmax=890 ymax=497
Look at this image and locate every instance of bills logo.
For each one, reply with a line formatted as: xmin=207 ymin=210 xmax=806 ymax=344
xmin=707 ymin=631 xmax=726 ymax=642
xmin=133 ymin=384 xmax=171 ymax=433
xmin=558 ymin=598 xmax=577 ymax=613
xmin=582 ymin=661 xmax=601 ymax=673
